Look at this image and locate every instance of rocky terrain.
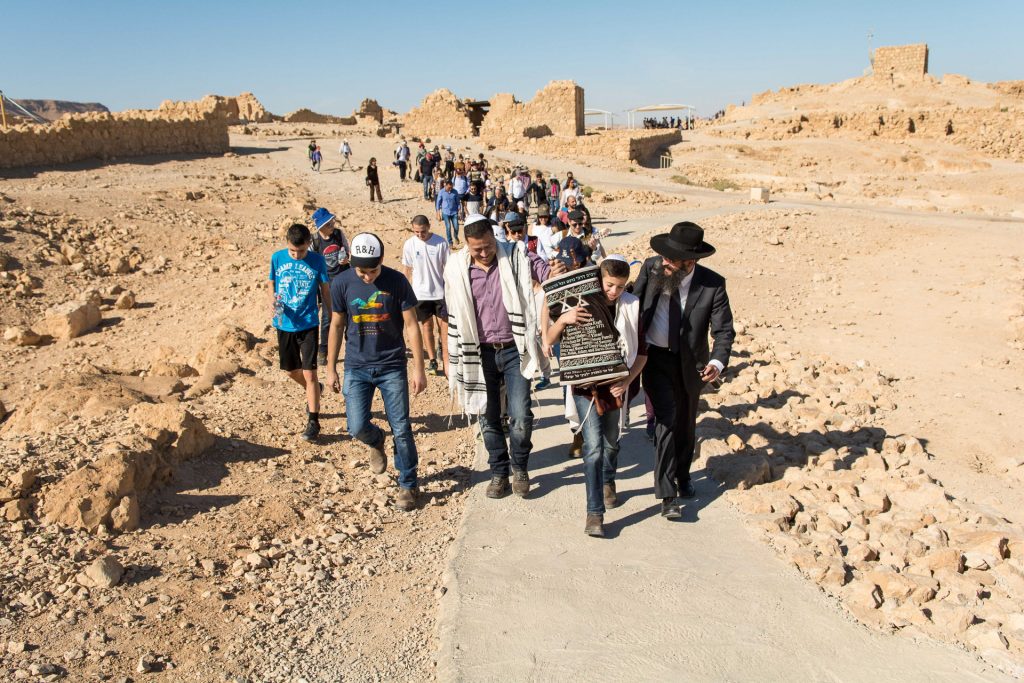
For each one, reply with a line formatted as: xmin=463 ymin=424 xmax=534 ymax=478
xmin=0 ymin=136 xmax=479 ymax=681
xmin=1 ymin=61 xmax=1023 ymax=680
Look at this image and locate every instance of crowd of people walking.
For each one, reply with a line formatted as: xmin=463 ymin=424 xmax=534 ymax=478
xmin=273 ymin=145 xmax=734 ymax=534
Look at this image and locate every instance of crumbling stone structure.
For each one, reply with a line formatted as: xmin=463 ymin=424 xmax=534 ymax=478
xmin=227 ymin=92 xmax=274 ymax=123
xmin=402 ymin=80 xmax=586 ymax=142
xmin=402 ymin=89 xmax=476 ymax=139
xmin=1 ymin=96 xmax=229 ymax=170
xmin=480 ymin=81 xmax=585 ymax=143
xmin=160 ymin=93 xmax=275 ymax=124
xmin=873 ymin=43 xmax=929 ymax=81
xmin=499 ymin=129 xmax=681 ymax=167
xmin=355 ymin=98 xmax=384 ymax=124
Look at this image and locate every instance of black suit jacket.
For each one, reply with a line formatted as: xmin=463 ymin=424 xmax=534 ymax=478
xmin=632 ymin=257 xmax=735 ymax=381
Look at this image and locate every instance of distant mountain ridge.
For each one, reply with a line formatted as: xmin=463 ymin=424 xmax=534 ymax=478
xmin=6 ymin=99 xmax=110 ymax=122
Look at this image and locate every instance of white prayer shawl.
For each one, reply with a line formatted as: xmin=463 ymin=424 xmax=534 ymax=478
xmin=445 ymin=242 xmax=542 ymax=416
xmin=564 ymin=291 xmax=641 ymax=436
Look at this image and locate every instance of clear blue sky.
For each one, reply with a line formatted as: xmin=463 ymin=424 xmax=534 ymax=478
xmin=3 ymin=1 xmax=1021 ymax=118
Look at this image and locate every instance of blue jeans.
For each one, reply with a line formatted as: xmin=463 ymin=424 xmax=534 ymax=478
xmin=481 ymin=346 xmax=534 ymax=477
xmin=343 ymin=364 xmax=418 ymax=489
xmin=550 ymin=198 xmax=560 ymax=218
xmin=422 ymin=174 xmax=433 ymax=199
xmin=572 ymin=393 xmax=620 ymax=514
xmin=442 ymin=213 xmax=459 ymax=244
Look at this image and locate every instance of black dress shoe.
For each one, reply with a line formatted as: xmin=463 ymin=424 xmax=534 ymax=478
xmin=679 ymin=481 xmax=696 ymax=499
xmin=660 ymin=499 xmax=682 ymax=519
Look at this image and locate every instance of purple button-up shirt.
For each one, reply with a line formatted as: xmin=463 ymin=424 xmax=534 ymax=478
xmin=469 ymin=261 xmax=514 ymax=343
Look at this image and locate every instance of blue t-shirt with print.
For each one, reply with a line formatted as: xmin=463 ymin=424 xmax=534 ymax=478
xmin=269 ymin=248 xmax=328 ymax=332
xmin=330 ymin=266 xmax=418 ymax=368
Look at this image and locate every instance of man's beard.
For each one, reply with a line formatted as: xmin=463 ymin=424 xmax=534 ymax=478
xmin=652 ymin=262 xmax=688 ymax=294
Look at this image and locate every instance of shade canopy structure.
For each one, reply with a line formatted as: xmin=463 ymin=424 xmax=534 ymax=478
xmin=584 ymin=108 xmax=616 ymax=129
xmin=626 ymin=104 xmax=696 ymax=129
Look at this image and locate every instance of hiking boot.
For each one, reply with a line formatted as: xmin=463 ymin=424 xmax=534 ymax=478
xmin=486 ymin=475 xmax=510 ymax=499
xmin=367 ymin=439 xmax=387 ymax=474
xmin=317 ymin=350 xmax=328 ymax=367
xmin=395 ymin=487 xmax=418 ymax=511
xmin=660 ymin=498 xmax=682 ymax=519
xmin=568 ymin=432 xmax=583 ymax=458
xmin=300 ymin=419 xmax=320 ymax=442
xmin=511 ymin=470 xmax=530 ymax=497
xmin=603 ymin=482 xmax=618 ymax=509
xmin=585 ymin=514 xmax=605 ymax=537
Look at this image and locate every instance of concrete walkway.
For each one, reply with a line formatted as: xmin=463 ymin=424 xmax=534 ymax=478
xmin=435 ymin=395 xmax=1012 ymax=682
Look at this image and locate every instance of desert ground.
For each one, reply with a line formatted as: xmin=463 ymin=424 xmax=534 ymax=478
xmin=1 ymin=71 xmax=1024 ymax=682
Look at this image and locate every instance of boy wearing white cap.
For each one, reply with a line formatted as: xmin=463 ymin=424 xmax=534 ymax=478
xmin=326 ymin=233 xmax=427 ymax=511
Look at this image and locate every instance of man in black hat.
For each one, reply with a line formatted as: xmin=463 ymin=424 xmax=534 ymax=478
xmin=632 ymin=221 xmax=735 ymax=519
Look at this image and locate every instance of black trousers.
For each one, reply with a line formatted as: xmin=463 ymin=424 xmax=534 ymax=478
xmin=642 ymin=346 xmax=700 ymax=499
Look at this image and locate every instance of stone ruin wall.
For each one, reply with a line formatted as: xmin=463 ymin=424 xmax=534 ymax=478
xmin=1 ymin=96 xmax=229 ymax=170
xmin=479 ymin=81 xmax=585 ymax=144
xmin=499 ymin=129 xmax=681 ymax=166
xmin=399 ymin=80 xmax=673 ymax=165
xmin=160 ymin=92 xmax=275 ymax=125
xmin=401 ymin=88 xmax=476 ymax=139
xmin=873 ymin=43 xmax=929 ymax=81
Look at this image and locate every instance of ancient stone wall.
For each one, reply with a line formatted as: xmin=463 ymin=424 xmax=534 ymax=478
xmin=402 ymin=89 xmax=475 ymax=139
xmin=480 ymin=81 xmax=584 ymax=144
xmin=0 ymin=98 xmax=229 ymax=170
xmin=495 ymin=129 xmax=680 ymax=166
xmin=873 ymin=44 xmax=929 ymax=81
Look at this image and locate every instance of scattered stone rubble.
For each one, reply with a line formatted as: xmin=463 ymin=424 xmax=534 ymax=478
xmin=693 ymin=332 xmax=1024 ymax=673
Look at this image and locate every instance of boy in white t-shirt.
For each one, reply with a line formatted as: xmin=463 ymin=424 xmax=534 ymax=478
xmin=401 ymin=215 xmax=451 ymax=376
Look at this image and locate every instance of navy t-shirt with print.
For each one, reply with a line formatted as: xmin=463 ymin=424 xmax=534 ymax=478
xmin=330 ymin=266 xmax=418 ymax=368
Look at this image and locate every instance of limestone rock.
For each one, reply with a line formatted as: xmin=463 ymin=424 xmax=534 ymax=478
xmin=706 ymin=452 xmax=771 ymax=490
xmin=113 ymin=291 xmax=136 ymax=310
xmin=148 ymin=361 xmax=198 ymax=378
xmin=8 ymin=468 xmax=37 ymax=495
xmin=128 ymin=403 xmax=214 ymax=462
xmin=2 ymin=498 xmax=31 ymax=521
xmin=36 ymin=301 xmax=101 ymax=340
xmin=245 ymin=552 xmax=270 ymax=569
xmin=0 ymin=373 xmax=145 ymax=435
xmin=81 ymin=556 xmax=124 ymax=588
xmin=110 ymin=495 xmax=140 ymax=532
xmin=41 ymin=435 xmax=170 ymax=533
xmin=3 ymin=326 xmax=42 ymax=346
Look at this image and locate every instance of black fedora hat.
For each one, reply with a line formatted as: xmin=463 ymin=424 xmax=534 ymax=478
xmin=650 ymin=221 xmax=716 ymax=260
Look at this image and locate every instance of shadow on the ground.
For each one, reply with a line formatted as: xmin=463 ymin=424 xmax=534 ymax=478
xmin=230 ymin=146 xmax=290 ymax=156
xmin=143 ymin=437 xmax=289 ymax=529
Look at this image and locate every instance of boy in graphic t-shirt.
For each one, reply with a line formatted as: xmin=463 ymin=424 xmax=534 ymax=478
xmin=268 ymin=223 xmax=331 ymax=442
xmin=326 ymin=233 xmax=427 ymax=511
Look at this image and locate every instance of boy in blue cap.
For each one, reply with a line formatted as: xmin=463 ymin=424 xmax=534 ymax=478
xmin=310 ymin=207 xmax=351 ymax=366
